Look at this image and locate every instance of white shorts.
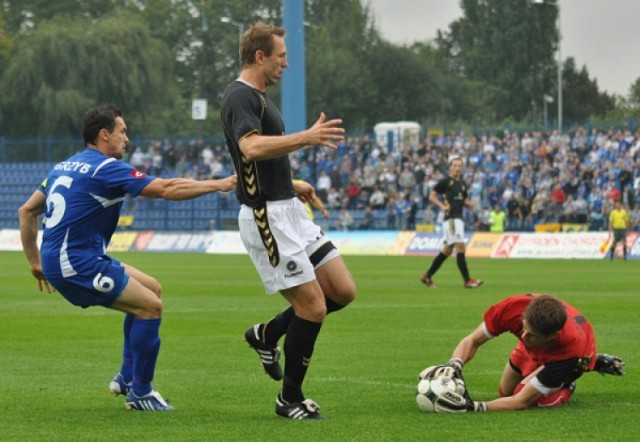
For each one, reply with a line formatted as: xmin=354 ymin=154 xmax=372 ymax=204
xmin=441 ymin=218 xmax=465 ymax=246
xmin=239 ymin=198 xmax=339 ymax=294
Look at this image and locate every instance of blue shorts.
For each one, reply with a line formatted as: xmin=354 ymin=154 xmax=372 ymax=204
xmin=47 ymin=256 xmax=129 ymax=308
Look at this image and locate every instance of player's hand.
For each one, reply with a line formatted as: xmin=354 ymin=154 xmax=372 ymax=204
xmin=594 ymin=353 xmax=625 ymax=376
xmin=433 ymin=390 xmax=468 ymax=413
xmin=293 ymin=180 xmax=316 ymax=203
xmin=434 ymin=391 xmax=487 ymax=413
xmin=307 ymin=112 xmax=345 ymax=150
xmin=418 ymin=365 xmax=449 ymax=381
xmin=419 ymin=359 xmax=463 ymax=380
xmin=31 ymin=266 xmax=55 ymax=294
xmin=215 ymin=174 xmax=237 ymax=192
xmin=447 ymin=358 xmax=463 ymax=374
xmin=445 ymin=358 xmax=472 ymax=400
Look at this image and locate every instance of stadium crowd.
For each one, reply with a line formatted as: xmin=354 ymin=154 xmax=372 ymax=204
xmin=124 ymin=127 xmax=640 ymax=232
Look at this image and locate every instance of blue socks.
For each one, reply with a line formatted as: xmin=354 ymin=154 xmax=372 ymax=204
xmin=119 ymin=314 xmax=135 ymax=384
xmin=129 ymin=317 xmax=161 ymax=397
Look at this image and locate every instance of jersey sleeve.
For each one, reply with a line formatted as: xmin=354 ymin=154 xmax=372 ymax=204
xmin=95 ymin=159 xmax=155 ymax=197
xmin=432 ymin=177 xmax=447 ymax=195
xmin=483 ymin=295 xmax=532 ymax=337
xmin=223 ymin=86 xmax=263 ymax=142
xmin=37 ymin=177 xmax=48 ymax=195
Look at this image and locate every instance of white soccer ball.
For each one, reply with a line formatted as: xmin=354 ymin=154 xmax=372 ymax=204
xmin=416 ymin=376 xmax=466 ymax=413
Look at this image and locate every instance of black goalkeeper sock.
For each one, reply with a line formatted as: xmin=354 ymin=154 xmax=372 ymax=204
xmin=426 ymin=252 xmax=448 ymax=277
xmin=456 ymin=252 xmax=470 ymax=281
xmin=263 ymin=307 xmax=295 ymax=347
xmin=282 ymin=315 xmax=322 ymax=403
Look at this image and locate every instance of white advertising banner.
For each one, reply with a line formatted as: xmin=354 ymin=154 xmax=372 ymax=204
xmin=0 ymin=229 xmax=42 ymax=251
xmin=492 ymin=232 xmax=611 ymax=259
xmin=205 ymin=231 xmax=247 ymax=254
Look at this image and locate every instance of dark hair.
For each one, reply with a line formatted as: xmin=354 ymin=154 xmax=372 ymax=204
xmin=240 ymin=21 xmax=285 ymax=67
xmin=82 ymin=103 xmax=122 ymax=145
xmin=523 ymin=295 xmax=567 ymax=336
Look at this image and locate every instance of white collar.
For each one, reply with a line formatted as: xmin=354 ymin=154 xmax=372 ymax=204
xmin=236 ymin=78 xmax=259 ymax=90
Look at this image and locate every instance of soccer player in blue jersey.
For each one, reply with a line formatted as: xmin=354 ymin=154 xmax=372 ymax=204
xmin=18 ymin=103 xmax=236 ymax=411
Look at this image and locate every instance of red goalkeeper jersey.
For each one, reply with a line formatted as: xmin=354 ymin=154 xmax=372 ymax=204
xmin=483 ymin=294 xmax=597 ymax=384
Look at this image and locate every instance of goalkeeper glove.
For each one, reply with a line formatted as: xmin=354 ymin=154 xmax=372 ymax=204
xmin=433 ymin=390 xmax=488 ymax=413
xmin=467 ymin=401 xmax=488 ymax=412
xmin=447 ymin=357 xmax=464 ymax=373
xmin=418 ymin=358 xmax=464 ymax=381
xmin=594 ymin=353 xmax=625 ymax=376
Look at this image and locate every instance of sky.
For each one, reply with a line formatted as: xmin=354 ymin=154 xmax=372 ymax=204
xmin=366 ymin=0 xmax=638 ymax=97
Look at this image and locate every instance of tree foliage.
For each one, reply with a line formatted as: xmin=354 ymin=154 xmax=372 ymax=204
xmin=628 ymin=77 xmax=640 ymax=110
xmin=436 ymin=0 xmax=558 ymax=122
xmin=558 ymin=57 xmax=615 ymax=124
xmin=0 ymin=0 xmax=632 ymax=137
xmin=1 ymin=12 xmax=176 ymax=136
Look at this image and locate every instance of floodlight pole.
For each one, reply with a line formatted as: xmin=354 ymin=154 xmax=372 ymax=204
xmin=533 ymin=0 xmax=562 ymax=132
xmin=556 ymin=4 xmax=562 ymax=133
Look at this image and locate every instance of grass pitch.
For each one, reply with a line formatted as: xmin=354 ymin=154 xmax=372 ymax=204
xmin=1 ymin=252 xmax=637 ymax=441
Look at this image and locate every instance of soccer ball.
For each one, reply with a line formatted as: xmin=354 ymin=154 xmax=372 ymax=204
xmin=416 ymin=376 xmax=465 ymax=413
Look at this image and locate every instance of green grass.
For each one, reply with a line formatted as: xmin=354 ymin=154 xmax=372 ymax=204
xmin=1 ymin=252 xmax=637 ymax=441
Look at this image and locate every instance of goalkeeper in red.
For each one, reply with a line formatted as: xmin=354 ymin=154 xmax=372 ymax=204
xmin=419 ymin=293 xmax=624 ymax=412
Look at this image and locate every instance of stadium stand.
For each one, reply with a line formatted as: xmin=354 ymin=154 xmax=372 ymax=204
xmin=1 ymin=129 xmax=639 ymax=232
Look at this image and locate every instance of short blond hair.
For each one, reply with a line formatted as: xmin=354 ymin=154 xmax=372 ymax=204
xmin=240 ymin=22 xmax=286 ymax=66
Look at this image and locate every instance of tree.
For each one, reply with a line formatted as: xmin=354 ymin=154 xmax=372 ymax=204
xmin=0 ymin=12 xmax=177 ymax=136
xmin=1 ymin=0 xmax=134 ymax=34
xmin=436 ymin=0 xmax=558 ymax=122
xmin=629 ymin=77 xmax=640 ymax=110
xmin=556 ymin=57 xmax=615 ymax=125
xmin=0 ymin=9 xmax=11 ymax=71
xmin=0 ymin=9 xmax=12 ymax=127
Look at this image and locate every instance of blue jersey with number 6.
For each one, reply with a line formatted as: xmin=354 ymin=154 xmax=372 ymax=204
xmin=39 ymin=148 xmax=154 ymax=279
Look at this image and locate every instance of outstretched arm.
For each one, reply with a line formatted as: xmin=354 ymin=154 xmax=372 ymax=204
xmin=239 ymin=112 xmax=345 ymax=161
xmin=451 ymin=323 xmax=491 ymax=364
xmin=140 ymin=174 xmax=236 ymax=200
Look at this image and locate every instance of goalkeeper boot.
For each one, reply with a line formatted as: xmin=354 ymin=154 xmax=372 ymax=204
xmin=108 ymin=373 xmax=131 ymax=396
xmin=125 ymin=389 xmax=175 ymax=411
xmin=420 ymin=275 xmax=436 ymax=288
xmin=464 ymin=279 xmax=483 ymax=288
xmin=244 ymin=324 xmax=283 ymax=381
xmin=594 ymin=353 xmax=625 ymax=376
xmin=275 ymin=395 xmax=325 ymax=420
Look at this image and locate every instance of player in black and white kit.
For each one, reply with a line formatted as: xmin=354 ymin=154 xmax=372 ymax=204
xmin=421 ymin=157 xmax=483 ymax=289
xmin=220 ymin=22 xmax=356 ymax=420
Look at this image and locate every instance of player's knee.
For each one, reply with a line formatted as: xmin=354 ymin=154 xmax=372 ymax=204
xmin=149 ymin=278 xmax=162 ymax=298
xmin=297 ymin=299 xmax=327 ymax=322
xmin=309 ymin=301 xmax=327 ymax=322
xmin=536 ymin=388 xmax=572 ymax=407
xmin=336 ymin=280 xmax=357 ymax=305
xmin=139 ymin=297 xmax=163 ymax=319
